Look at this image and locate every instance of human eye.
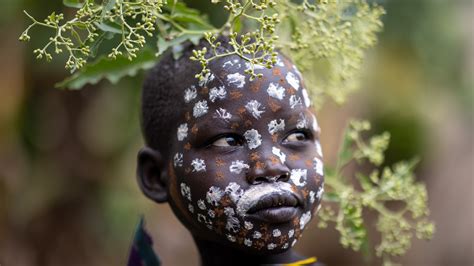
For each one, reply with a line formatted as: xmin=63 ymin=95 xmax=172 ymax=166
xmin=283 ymin=130 xmax=311 ymax=143
xmin=211 ymin=134 xmax=244 ymax=147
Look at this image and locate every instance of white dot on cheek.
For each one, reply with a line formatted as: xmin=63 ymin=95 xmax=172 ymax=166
xmin=290 ymin=169 xmax=307 ymax=187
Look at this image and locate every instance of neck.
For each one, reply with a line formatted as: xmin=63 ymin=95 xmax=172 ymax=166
xmin=193 ymin=236 xmax=305 ymax=266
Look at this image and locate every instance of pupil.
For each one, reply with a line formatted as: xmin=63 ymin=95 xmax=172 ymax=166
xmin=226 ymin=137 xmax=237 ymax=146
xmin=296 ymin=133 xmax=305 ymax=141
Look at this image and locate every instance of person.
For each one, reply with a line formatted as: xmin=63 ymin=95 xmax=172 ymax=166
xmin=135 ymin=38 xmax=325 ymax=266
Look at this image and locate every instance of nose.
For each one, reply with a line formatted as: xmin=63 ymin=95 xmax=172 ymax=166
xmin=246 ymin=151 xmax=291 ymax=185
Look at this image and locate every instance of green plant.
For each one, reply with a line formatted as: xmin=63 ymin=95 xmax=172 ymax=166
xmin=20 ymin=1 xmax=434 ymax=264
xmin=320 ymin=120 xmax=434 ymax=265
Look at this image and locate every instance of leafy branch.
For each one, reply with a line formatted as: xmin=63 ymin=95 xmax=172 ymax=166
xmin=319 ymin=120 xmax=435 ymax=265
xmin=20 ymin=0 xmax=384 ymax=107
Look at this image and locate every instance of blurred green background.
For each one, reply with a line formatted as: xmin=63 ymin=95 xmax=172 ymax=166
xmin=0 ymin=0 xmax=472 ymax=265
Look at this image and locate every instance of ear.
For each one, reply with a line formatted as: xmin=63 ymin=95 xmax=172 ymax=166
xmin=137 ymin=147 xmax=168 ymax=203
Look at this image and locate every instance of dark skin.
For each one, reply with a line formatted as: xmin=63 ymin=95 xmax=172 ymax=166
xmin=137 ymin=54 xmax=324 ymax=266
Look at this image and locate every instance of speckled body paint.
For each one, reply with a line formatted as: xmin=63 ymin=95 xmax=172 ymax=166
xmin=165 ymin=54 xmax=324 ymax=253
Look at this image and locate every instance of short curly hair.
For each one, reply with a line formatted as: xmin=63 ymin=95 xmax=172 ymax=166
xmin=141 ymin=38 xmax=232 ymax=159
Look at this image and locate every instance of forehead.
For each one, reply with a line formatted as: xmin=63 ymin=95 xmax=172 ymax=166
xmin=180 ymin=54 xmax=312 ymax=123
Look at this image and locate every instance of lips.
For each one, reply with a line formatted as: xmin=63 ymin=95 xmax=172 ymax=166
xmin=247 ymin=193 xmax=301 ymax=223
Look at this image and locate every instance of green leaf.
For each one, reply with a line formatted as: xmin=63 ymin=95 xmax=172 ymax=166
xmin=101 ymin=0 xmax=116 ymax=19
xmin=56 ymin=48 xmax=157 ymax=90
xmin=170 ymin=2 xmax=214 ymax=30
xmin=94 ymin=21 xmax=123 ymax=34
xmin=157 ymin=34 xmax=203 ymax=59
xmin=63 ymin=0 xmax=84 ymax=8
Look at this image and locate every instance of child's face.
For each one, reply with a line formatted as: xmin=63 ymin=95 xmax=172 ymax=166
xmin=166 ymin=55 xmax=324 ymax=252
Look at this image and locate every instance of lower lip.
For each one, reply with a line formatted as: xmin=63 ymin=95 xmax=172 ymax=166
xmin=247 ymin=207 xmax=299 ymax=223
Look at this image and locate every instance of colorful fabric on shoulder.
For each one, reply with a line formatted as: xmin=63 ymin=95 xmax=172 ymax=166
xmin=127 ymin=217 xmax=161 ymax=266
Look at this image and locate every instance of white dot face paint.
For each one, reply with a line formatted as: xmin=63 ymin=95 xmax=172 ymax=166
xmin=289 ymin=95 xmax=303 ymax=109
xmin=309 ymin=191 xmax=316 ymax=204
xmin=290 ymin=169 xmax=308 ymax=187
xmin=227 ymin=72 xmax=246 ymax=88
xmin=272 ymin=147 xmax=286 ymax=164
xmin=267 ymin=82 xmax=286 ymax=100
xmin=268 ymin=119 xmax=285 ymax=135
xmin=267 ymin=243 xmax=277 ymax=250
xmin=244 ymin=221 xmax=254 ymax=230
xmin=313 ymin=157 xmax=324 ymax=176
xmin=197 ymin=199 xmax=206 ymax=210
xmin=272 ymin=229 xmax=281 ymax=237
xmin=315 ymin=141 xmax=323 ymax=158
xmin=296 ymin=113 xmax=307 ymax=129
xmin=245 ymin=100 xmax=265 ymax=119
xmin=188 ymin=204 xmax=194 ymax=213
xmin=209 ymin=86 xmax=227 ymax=102
xmin=208 ymin=209 xmax=215 ymax=218
xmin=245 ymin=61 xmax=266 ymax=70
xmin=276 ymin=57 xmax=285 ymax=67
xmin=302 ymin=88 xmax=311 ymax=107
xmin=244 ymin=129 xmax=262 ymax=150
xmin=282 ymin=243 xmax=289 ymax=249
xmin=213 ymin=108 xmax=232 ymax=122
xmin=225 ymin=215 xmax=241 ymax=233
xmin=206 ymin=186 xmax=224 ymax=206
xmin=180 ymin=183 xmax=191 ymax=201
xmin=174 ymin=153 xmax=183 ymax=167
xmin=286 ymin=72 xmax=300 ymax=91
xmin=229 ymin=160 xmax=250 ymax=174
xmin=193 ymin=100 xmax=209 ymax=118
xmin=227 ymin=234 xmax=237 ymax=242
xmin=288 ymin=229 xmax=295 ymax=238
xmin=253 ymin=231 xmax=262 ymax=239
xmin=177 ymin=123 xmax=188 ymax=141
xmin=316 ymin=185 xmax=324 ymax=201
xmin=184 ymin=86 xmax=197 ymax=103
xmin=291 ymin=239 xmax=297 ymax=247
xmin=299 ymin=211 xmax=311 ymax=230
xmin=199 ymin=72 xmax=215 ymax=87
xmin=310 ymin=113 xmax=319 ymax=132
xmin=225 ymin=182 xmax=244 ymax=203
xmin=191 ymin=158 xmax=206 ymax=172
xmin=244 ymin=238 xmax=253 ymax=247
xmin=222 ymin=58 xmax=240 ymax=69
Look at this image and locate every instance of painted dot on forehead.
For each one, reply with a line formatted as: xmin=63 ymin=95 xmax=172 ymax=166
xmin=289 ymin=95 xmax=303 ymax=109
xmin=184 ymin=86 xmax=197 ymax=103
xmin=177 ymin=123 xmax=188 ymax=141
xmin=199 ymin=72 xmax=215 ymax=87
xmin=227 ymin=72 xmax=246 ymax=88
xmin=193 ymin=100 xmax=209 ymax=118
xmin=245 ymin=100 xmax=265 ymax=119
xmin=286 ymin=72 xmax=300 ymax=91
xmin=296 ymin=113 xmax=308 ymax=129
xmin=268 ymin=119 xmax=285 ymax=135
xmin=209 ymin=86 xmax=227 ymax=102
xmin=267 ymin=82 xmax=286 ymax=100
